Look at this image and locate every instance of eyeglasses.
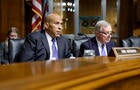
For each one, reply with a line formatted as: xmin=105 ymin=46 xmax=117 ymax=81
xmin=98 ymin=31 xmax=113 ymax=35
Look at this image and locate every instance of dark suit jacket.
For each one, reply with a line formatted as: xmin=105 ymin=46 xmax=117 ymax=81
xmin=79 ymin=37 xmax=116 ymax=56
xmin=0 ymin=42 xmax=9 ymax=64
xmin=19 ymin=30 xmax=71 ymax=62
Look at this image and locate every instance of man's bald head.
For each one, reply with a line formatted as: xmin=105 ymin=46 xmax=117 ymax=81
xmin=44 ymin=13 xmax=63 ymax=38
xmin=44 ymin=13 xmax=62 ymax=23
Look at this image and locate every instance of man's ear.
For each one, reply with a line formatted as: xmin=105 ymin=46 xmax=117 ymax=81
xmin=45 ymin=22 xmax=49 ymax=29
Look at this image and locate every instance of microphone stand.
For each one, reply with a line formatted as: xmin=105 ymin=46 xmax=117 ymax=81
xmin=77 ymin=33 xmax=92 ymax=48
xmin=77 ymin=33 xmax=96 ymax=56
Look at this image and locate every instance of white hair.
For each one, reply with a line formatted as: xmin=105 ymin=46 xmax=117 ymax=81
xmin=95 ymin=20 xmax=111 ymax=32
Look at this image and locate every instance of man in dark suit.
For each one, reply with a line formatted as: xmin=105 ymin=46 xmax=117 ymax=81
xmin=19 ymin=13 xmax=71 ymax=62
xmin=79 ymin=20 xmax=116 ymax=56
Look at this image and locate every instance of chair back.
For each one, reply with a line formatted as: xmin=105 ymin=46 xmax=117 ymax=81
xmin=72 ymin=36 xmax=89 ymax=57
xmin=8 ymin=38 xmax=25 ymax=63
xmin=63 ymin=34 xmax=95 ymax=57
xmin=121 ymin=36 xmax=140 ymax=47
xmin=62 ymin=34 xmax=75 ymax=51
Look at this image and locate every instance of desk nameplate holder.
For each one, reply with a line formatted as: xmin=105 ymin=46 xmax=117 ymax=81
xmin=112 ymin=47 xmax=140 ymax=58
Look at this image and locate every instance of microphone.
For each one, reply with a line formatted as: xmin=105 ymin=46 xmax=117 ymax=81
xmin=78 ymin=33 xmax=89 ymax=39
xmin=77 ymin=33 xmax=94 ymax=56
xmin=77 ymin=33 xmax=92 ymax=48
xmin=77 ymin=33 xmax=84 ymax=36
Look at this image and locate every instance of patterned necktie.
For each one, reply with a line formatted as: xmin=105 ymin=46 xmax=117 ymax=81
xmin=101 ymin=44 xmax=106 ymax=56
xmin=52 ymin=38 xmax=58 ymax=59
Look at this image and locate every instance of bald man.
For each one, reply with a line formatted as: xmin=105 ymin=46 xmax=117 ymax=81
xmin=19 ymin=13 xmax=71 ymax=62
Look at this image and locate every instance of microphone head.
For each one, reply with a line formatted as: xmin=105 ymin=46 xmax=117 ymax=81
xmin=78 ymin=33 xmax=84 ymax=36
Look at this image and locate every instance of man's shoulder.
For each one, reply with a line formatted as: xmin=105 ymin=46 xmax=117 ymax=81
xmin=111 ymin=40 xmax=116 ymax=45
xmin=84 ymin=37 xmax=96 ymax=43
xmin=57 ymin=35 xmax=69 ymax=42
xmin=107 ymin=40 xmax=116 ymax=46
xmin=28 ymin=30 xmax=43 ymax=36
xmin=27 ymin=30 xmax=45 ymax=39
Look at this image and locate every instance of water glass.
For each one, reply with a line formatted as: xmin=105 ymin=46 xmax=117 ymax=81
xmin=83 ymin=50 xmax=95 ymax=57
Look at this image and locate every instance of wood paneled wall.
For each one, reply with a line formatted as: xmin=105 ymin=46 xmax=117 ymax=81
xmin=119 ymin=0 xmax=134 ymax=39
xmin=0 ymin=0 xmax=139 ymax=42
xmin=0 ymin=0 xmax=25 ymax=42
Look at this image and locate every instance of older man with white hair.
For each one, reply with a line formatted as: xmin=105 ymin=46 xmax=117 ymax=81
xmin=79 ymin=20 xmax=116 ymax=56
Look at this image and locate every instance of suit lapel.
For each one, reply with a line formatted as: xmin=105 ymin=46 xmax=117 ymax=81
xmin=40 ymin=31 xmax=50 ymax=57
xmin=56 ymin=37 xmax=63 ymax=58
xmin=91 ymin=37 xmax=100 ymax=55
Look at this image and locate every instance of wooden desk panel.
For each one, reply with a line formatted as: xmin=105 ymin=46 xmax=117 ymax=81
xmin=0 ymin=56 xmax=140 ymax=90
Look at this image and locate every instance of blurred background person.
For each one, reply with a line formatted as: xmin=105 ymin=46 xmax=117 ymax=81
xmin=0 ymin=27 xmax=19 ymax=64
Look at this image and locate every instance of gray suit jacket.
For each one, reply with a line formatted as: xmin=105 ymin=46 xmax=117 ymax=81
xmin=19 ymin=30 xmax=71 ymax=62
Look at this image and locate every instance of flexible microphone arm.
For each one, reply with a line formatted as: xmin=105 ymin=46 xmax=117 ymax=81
xmin=77 ymin=33 xmax=84 ymax=36
xmin=77 ymin=33 xmax=89 ymax=39
xmin=77 ymin=33 xmax=92 ymax=48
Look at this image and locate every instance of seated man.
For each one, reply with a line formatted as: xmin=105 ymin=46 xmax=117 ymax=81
xmin=79 ymin=20 xmax=116 ymax=56
xmin=19 ymin=13 xmax=71 ymax=62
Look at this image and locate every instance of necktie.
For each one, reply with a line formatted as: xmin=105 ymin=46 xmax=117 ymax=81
xmin=52 ymin=38 xmax=58 ymax=59
xmin=101 ymin=44 xmax=106 ymax=56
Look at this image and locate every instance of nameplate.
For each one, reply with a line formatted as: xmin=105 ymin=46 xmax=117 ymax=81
xmin=112 ymin=47 xmax=140 ymax=57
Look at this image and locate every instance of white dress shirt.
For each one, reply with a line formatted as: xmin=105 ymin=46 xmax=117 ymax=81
xmin=45 ymin=32 xmax=58 ymax=60
xmin=96 ymin=38 xmax=108 ymax=56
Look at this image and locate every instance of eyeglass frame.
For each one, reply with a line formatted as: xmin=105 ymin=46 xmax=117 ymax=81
xmin=98 ymin=31 xmax=113 ymax=35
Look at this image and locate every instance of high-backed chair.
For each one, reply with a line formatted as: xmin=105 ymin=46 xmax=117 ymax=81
xmin=72 ymin=38 xmax=88 ymax=57
xmin=62 ymin=34 xmax=95 ymax=57
xmin=8 ymin=38 xmax=25 ymax=63
xmin=62 ymin=34 xmax=75 ymax=50
xmin=121 ymin=36 xmax=140 ymax=47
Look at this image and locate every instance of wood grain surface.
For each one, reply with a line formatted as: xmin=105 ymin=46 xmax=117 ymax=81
xmin=0 ymin=56 xmax=140 ymax=90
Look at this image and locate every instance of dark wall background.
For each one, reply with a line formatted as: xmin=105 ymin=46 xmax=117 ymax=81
xmin=0 ymin=0 xmax=140 ymax=42
xmin=0 ymin=0 xmax=25 ymax=41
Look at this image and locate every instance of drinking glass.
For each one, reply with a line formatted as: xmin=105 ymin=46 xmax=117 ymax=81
xmin=83 ymin=50 xmax=95 ymax=57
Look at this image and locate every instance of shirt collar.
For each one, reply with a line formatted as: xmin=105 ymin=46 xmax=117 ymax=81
xmin=45 ymin=32 xmax=53 ymax=42
xmin=96 ymin=37 xmax=102 ymax=47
